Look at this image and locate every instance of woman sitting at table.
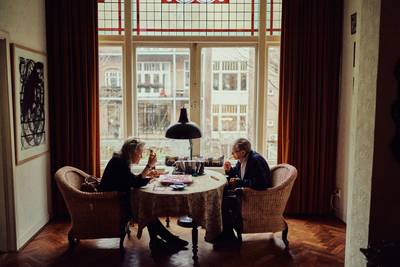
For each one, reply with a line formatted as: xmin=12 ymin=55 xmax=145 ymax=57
xmin=99 ymin=137 xmax=188 ymax=252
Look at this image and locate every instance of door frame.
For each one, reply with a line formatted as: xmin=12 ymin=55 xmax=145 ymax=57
xmin=0 ymin=30 xmax=17 ymax=252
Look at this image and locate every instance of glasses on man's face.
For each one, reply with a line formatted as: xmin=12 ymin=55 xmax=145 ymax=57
xmin=229 ymin=149 xmax=241 ymax=159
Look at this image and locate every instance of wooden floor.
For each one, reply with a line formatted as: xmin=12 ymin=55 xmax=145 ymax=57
xmin=0 ymin=216 xmax=345 ymax=267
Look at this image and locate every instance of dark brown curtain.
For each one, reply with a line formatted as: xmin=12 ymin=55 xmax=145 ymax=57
xmin=278 ymin=0 xmax=342 ymax=214
xmin=46 ymin=0 xmax=100 ymax=216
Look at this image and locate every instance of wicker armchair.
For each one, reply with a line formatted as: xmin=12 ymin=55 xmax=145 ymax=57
xmin=55 ymin=166 xmax=130 ymax=250
xmin=236 ymin=164 xmax=297 ymax=249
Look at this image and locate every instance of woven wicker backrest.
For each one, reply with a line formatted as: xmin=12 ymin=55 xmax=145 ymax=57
xmin=55 ymin=166 xmax=98 ymax=210
xmin=241 ymin=164 xmax=297 ymax=233
xmin=55 ymin=166 xmax=89 ymax=194
xmin=271 ymin=165 xmax=293 ymax=188
xmin=271 ymin=164 xmax=297 ymax=202
xmin=64 ymin=170 xmax=85 ymax=190
xmin=54 ymin=166 xmax=127 ymax=239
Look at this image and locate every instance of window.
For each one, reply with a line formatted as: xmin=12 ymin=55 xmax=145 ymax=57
xmin=211 ymin=59 xmax=249 ymax=92
xmin=98 ymin=0 xmax=125 ymax=35
xmin=211 ymin=103 xmax=247 ymax=134
xmin=105 ymin=70 xmax=121 ymax=87
xmin=137 ymin=62 xmax=170 ymax=96
xmin=136 ymin=47 xmax=190 ymax=164
xmin=265 ymin=45 xmax=280 ymax=165
xmin=99 ymin=46 xmax=124 ymax=167
xmin=98 ymin=1 xmax=281 ymax=168
xmin=267 ymin=143 xmax=277 ymax=161
xmin=213 ymin=73 xmax=219 ymax=91
xmin=240 ymin=73 xmax=247 ymax=91
xmin=131 ymin=0 xmax=263 ymax=37
xmin=269 ymin=134 xmax=278 ymax=141
xmin=184 ymin=60 xmax=190 ymax=89
xmin=201 ymin=47 xmax=255 ymax=158
xmin=222 ymin=73 xmax=238 ymax=90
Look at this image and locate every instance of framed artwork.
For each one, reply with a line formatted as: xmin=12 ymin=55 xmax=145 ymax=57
xmin=11 ymin=44 xmax=49 ymax=164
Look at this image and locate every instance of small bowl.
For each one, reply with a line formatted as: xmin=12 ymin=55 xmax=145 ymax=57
xmin=169 ymin=183 xmax=186 ymax=191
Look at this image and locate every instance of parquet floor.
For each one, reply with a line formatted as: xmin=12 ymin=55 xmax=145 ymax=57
xmin=0 ymin=216 xmax=345 ymax=267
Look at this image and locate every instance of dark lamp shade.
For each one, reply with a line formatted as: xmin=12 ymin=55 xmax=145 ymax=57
xmin=165 ymin=108 xmax=202 ymax=139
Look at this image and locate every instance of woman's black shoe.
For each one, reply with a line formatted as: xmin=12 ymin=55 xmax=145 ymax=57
xmin=150 ymin=237 xmax=188 ymax=255
xmin=165 ymin=235 xmax=189 ymax=248
xmin=149 ymin=237 xmax=171 ymax=252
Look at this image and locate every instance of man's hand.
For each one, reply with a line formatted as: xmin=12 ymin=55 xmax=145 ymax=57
xmin=223 ymin=161 xmax=232 ymax=171
xmin=229 ymin=177 xmax=241 ymax=188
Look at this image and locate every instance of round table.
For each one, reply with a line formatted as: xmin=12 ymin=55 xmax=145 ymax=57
xmin=131 ymin=169 xmax=226 ymax=260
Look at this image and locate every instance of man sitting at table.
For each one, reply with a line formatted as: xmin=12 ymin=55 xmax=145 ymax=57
xmin=214 ymin=138 xmax=271 ymax=246
xmin=99 ymin=137 xmax=188 ymax=253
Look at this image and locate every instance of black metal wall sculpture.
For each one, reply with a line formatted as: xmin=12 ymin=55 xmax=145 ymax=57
xmin=392 ymin=61 xmax=400 ymax=161
xmin=19 ymin=57 xmax=45 ymax=150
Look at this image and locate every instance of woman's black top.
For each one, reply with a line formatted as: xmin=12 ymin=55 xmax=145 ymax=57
xmin=99 ymin=154 xmax=149 ymax=192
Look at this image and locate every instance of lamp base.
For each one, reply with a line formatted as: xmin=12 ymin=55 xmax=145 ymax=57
xmin=189 ymin=139 xmax=193 ymax=160
xmin=177 ymin=215 xmax=193 ymax=227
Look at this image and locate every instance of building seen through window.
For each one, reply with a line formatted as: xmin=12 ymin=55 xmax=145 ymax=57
xmin=99 ymin=46 xmax=124 ymax=166
xmin=265 ymin=46 xmax=280 ymax=164
xmin=98 ymin=0 xmax=281 ymax=168
xmin=201 ymin=47 xmax=256 ymax=159
xmin=135 ymin=48 xmax=191 ymax=164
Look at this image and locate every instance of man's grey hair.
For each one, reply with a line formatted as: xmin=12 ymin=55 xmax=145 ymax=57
xmin=233 ymin=138 xmax=251 ymax=154
xmin=118 ymin=137 xmax=145 ymax=163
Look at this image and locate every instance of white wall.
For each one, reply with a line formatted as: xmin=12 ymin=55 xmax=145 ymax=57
xmin=335 ymin=0 xmax=360 ymax=223
xmin=0 ymin=0 xmax=51 ymax=250
xmin=338 ymin=0 xmax=381 ymax=266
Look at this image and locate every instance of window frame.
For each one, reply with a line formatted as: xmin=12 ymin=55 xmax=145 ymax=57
xmin=98 ymin=43 xmax=126 ymax=168
xmin=98 ymin=0 xmax=280 ymax=165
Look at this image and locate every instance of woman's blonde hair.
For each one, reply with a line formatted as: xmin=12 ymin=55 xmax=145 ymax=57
xmin=118 ymin=137 xmax=145 ymax=163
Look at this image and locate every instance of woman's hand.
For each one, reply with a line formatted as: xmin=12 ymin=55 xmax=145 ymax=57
xmin=141 ymin=150 xmax=157 ymax=177
xmin=147 ymin=150 xmax=157 ymax=168
xmin=147 ymin=169 xmax=161 ymax=178
xmin=223 ymin=161 xmax=232 ymax=171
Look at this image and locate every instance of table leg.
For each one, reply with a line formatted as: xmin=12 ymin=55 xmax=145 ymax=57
xmin=166 ymin=216 xmax=170 ymax=228
xmin=192 ymin=222 xmax=198 ymax=261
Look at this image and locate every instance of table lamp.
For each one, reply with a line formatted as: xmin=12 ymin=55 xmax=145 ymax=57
xmin=165 ymin=107 xmax=202 ymax=160
xmin=165 ymin=107 xmax=202 ymax=231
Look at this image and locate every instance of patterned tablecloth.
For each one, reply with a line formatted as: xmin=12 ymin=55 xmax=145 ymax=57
xmin=131 ymin=169 xmax=227 ymax=242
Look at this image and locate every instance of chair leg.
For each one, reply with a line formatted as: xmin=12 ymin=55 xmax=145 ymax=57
xmin=282 ymin=221 xmax=289 ymax=249
xmin=166 ymin=216 xmax=170 ymax=228
xmin=192 ymin=223 xmax=198 ymax=261
xmin=68 ymin=230 xmax=77 ymax=248
xmin=237 ymin=231 xmax=243 ymax=243
xmin=120 ymin=224 xmax=126 ymax=251
xmin=125 ymin=222 xmax=131 ymax=238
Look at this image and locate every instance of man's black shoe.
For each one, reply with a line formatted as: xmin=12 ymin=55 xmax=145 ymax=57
xmin=211 ymin=231 xmax=239 ymax=245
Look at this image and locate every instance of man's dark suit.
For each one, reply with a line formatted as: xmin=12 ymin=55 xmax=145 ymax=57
xmin=225 ymin=150 xmax=271 ymax=190
xmin=220 ymin=150 xmax=271 ymax=241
